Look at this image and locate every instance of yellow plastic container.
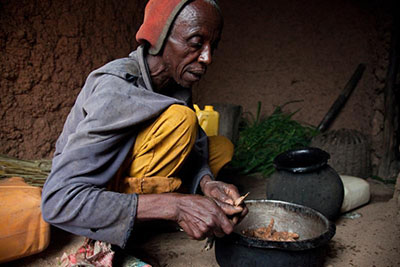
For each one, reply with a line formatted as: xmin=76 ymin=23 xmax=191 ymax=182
xmin=0 ymin=177 xmax=50 ymax=264
xmin=193 ymin=104 xmax=219 ymax=136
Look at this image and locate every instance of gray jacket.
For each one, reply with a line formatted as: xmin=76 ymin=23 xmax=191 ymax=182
xmin=41 ymin=45 xmax=213 ymax=248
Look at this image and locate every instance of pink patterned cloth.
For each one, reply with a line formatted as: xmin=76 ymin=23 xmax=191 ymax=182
xmin=60 ymin=238 xmax=114 ymax=267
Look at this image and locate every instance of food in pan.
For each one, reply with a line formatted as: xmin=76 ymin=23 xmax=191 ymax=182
xmin=241 ymin=218 xmax=300 ymax=241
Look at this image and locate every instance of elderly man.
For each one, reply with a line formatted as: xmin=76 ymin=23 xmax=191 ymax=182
xmin=41 ymin=0 xmax=247 ymax=254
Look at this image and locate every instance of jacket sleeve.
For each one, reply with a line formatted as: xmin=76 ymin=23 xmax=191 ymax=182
xmin=42 ymin=137 xmax=138 ymax=248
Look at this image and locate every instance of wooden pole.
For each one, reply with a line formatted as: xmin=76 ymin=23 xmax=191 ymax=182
xmin=378 ymin=14 xmax=400 ymax=180
xmin=317 ymin=64 xmax=366 ymax=133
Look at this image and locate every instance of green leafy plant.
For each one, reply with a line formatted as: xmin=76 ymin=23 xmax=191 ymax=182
xmin=231 ymin=101 xmax=319 ymax=177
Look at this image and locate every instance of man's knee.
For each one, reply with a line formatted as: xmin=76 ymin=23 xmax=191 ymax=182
xmin=162 ymin=104 xmax=197 ymax=134
xmin=208 ymin=135 xmax=234 ymax=177
xmin=219 ymin=136 xmax=234 ymax=157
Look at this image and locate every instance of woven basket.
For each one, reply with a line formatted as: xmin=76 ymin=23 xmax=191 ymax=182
xmin=310 ymin=128 xmax=371 ymax=178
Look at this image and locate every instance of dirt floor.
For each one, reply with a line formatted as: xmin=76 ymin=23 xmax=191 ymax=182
xmin=7 ymin=174 xmax=399 ymax=267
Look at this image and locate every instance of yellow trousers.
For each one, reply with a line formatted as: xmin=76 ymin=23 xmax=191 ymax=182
xmin=109 ymin=104 xmax=234 ymax=194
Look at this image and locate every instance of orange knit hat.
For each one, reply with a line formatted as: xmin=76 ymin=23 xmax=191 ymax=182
xmin=136 ymin=0 xmax=192 ymax=55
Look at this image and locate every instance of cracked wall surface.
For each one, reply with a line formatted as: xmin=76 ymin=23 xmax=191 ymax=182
xmin=0 ymin=0 xmax=145 ymax=159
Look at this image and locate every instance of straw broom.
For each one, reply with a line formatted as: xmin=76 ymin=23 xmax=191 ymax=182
xmin=0 ymin=154 xmax=51 ymax=187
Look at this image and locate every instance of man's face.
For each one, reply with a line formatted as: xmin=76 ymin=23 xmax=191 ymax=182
xmin=161 ymin=0 xmax=223 ymax=88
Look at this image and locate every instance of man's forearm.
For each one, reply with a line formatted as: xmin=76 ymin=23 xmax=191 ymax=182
xmin=136 ymin=193 xmax=180 ymax=221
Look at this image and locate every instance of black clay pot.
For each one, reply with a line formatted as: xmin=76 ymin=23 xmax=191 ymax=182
xmin=266 ymin=147 xmax=344 ymax=221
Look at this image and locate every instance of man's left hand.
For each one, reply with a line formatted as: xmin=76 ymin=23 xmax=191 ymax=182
xmin=200 ymin=175 xmax=248 ymax=224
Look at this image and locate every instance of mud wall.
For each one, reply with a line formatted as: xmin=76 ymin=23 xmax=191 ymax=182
xmin=0 ymin=0 xmax=395 ymax=175
xmin=0 ymin=0 xmax=145 ymax=158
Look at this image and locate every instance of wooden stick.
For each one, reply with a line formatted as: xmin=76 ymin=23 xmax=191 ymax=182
xmin=234 ymin=192 xmax=250 ymax=206
xmin=317 ymin=63 xmax=366 ymax=133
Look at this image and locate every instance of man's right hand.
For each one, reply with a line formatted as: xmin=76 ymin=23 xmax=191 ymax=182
xmin=174 ymin=194 xmax=235 ymax=239
xmin=136 ymin=193 xmax=235 ymax=240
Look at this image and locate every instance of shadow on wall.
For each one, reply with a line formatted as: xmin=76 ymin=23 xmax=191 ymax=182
xmin=193 ymin=0 xmax=395 ymax=177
